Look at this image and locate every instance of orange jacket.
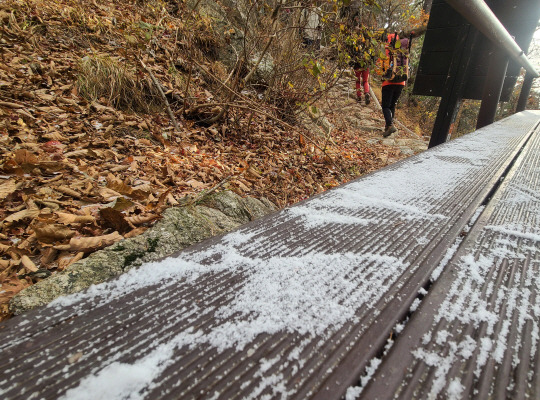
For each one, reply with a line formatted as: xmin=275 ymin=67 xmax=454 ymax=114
xmin=382 ymin=33 xmax=406 ymax=87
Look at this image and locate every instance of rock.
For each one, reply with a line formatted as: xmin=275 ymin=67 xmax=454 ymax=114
xmin=399 ymin=147 xmax=415 ymax=156
xmin=395 ymin=138 xmax=428 ymax=153
xmin=358 ymin=123 xmax=384 ymax=133
xmin=10 ymin=191 xmax=276 ymax=315
xmin=248 ymin=52 xmax=275 ymax=84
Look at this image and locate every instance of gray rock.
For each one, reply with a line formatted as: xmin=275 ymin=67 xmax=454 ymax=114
xmin=399 ymin=147 xmax=416 ymax=156
xmin=395 ymin=139 xmax=428 ymax=153
xmin=247 ymin=52 xmax=275 ymax=85
xmin=10 ymin=191 xmax=276 ymax=315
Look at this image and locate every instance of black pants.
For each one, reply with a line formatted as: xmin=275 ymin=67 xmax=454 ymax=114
xmin=381 ymin=85 xmax=404 ymax=127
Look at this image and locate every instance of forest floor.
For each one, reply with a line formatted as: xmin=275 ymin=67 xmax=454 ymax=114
xmin=0 ymin=0 xmax=430 ymax=320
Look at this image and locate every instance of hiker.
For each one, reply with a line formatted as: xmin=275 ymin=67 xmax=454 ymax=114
xmin=302 ymin=5 xmax=321 ymax=50
xmin=348 ymin=29 xmax=374 ymax=105
xmin=380 ymin=32 xmax=410 ymax=137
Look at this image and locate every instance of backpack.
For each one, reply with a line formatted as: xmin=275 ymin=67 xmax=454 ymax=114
xmin=382 ymin=34 xmax=411 ymax=83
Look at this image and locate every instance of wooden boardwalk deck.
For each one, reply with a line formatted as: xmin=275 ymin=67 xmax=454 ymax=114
xmin=0 ymin=111 xmax=539 ymax=399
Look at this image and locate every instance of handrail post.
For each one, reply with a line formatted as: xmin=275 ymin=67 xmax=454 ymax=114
xmin=516 ymin=72 xmax=535 ymax=112
xmin=476 ymin=48 xmax=509 ymax=129
xmin=428 ymin=29 xmax=479 ymax=148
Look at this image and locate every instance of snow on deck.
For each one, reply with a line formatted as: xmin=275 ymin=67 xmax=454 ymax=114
xmin=360 ymin=112 xmax=540 ymax=399
xmin=0 ymin=111 xmax=539 ymax=400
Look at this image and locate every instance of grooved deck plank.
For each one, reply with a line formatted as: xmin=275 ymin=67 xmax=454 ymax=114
xmin=360 ymin=113 xmax=540 ymax=399
xmin=0 ymin=111 xmax=539 ymax=400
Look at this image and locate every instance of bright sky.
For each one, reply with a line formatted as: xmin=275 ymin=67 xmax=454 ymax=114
xmin=528 ymin=28 xmax=540 ymax=68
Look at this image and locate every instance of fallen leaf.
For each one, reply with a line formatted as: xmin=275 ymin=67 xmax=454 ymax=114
xmin=124 ymin=227 xmax=148 ymax=238
xmin=99 ymin=187 xmax=122 ymax=201
xmin=3 ymin=207 xmax=40 ymax=224
xmin=14 ymin=149 xmax=39 ymax=167
xmin=0 ymin=180 xmax=19 ymax=201
xmin=56 ymin=186 xmax=82 ymax=199
xmin=106 ymin=177 xmax=134 ymax=196
xmin=125 ymin=213 xmax=159 ymax=225
xmin=33 ymin=222 xmax=76 ymax=244
xmin=186 ymin=179 xmax=205 ymax=189
xmin=56 ymin=212 xmax=96 ymax=225
xmin=0 ymin=101 xmax=24 ymax=109
xmin=56 ymin=232 xmax=123 ymax=253
xmin=110 ymin=197 xmax=135 ymax=211
xmin=67 ymin=352 xmax=83 ymax=364
xmin=40 ymin=247 xmax=58 ymax=266
xmin=99 ymin=208 xmax=132 ymax=233
xmin=64 ymin=149 xmax=88 ymax=158
xmin=20 ymin=255 xmax=38 ymax=272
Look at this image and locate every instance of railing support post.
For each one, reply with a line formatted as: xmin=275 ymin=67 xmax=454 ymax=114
xmin=428 ymin=29 xmax=479 ymax=148
xmin=476 ymin=49 xmax=509 ymax=129
xmin=516 ymin=72 xmax=535 ymax=112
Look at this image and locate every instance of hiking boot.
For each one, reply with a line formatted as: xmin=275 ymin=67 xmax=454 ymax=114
xmin=365 ymin=93 xmax=371 ymax=105
xmin=383 ymin=125 xmax=397 ymax=137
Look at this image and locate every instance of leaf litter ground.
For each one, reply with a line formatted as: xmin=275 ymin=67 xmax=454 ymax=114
xmin=0 ymin=0 xmax=428 ymax=321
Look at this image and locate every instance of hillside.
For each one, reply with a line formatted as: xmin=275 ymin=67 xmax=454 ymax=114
xmin=0 ymin=0 xmax=429 ymax=320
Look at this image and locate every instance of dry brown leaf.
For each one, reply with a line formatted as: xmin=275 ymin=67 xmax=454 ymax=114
xmin=36 ymin=93 xmax=56 ymax=102
xmin=68 ymin=352 xmax=84 ymax=364
xmin=110 ymin=165 xmax=129 ymax=172
xmin=0 ymin=243 xmax=10 ymax=254
xmin=33 ymin=222 xmax=76 ymax=244
xmin=56 ymin=97 xmax=78 ymax=106
xmin=43 ymin=132 xmax=68 ymax=141
xmin=56 ymin=251 xmax=81 ymax=271
xmin=56 ymin=212 xmax=96 ymax=225
xmin=55 ymin=186 xmax=81 ymax=199
xmin=0 ymin=101 xmax=24 ymax=109
xmin=3 ymin=207 xmax=40 ymax=224
xmin=124 ymin=227 xmax=148 ymax=239
xmin=110 ymin=197 xmax=135 ymax=211
xmin=19 ymin=233 xmax=36 ymax=251
xmin=20 ymin=255 xmax=38 ymax=272
xmin=106 ymin=178 xmax=133 ymax=196
xmin=99 ymin=187 xmax=122 ymax=201
xmin=99 ymin=208 xmax=132 ymax=233
xmin=58 ymin=232 xmax=123 ymax=253
xmin=64 ymin=149 xmax=88 ymax=158
xmin=131 ymin=188 xmax=151 ymax=200
xmin=234 ymin=180 xmax=250 ymax=192
xmin=125 ymin=213 xmax=159 ymax=225
xmin=186 ymin=179 xmax=205 ymax=189
xmin=14 ymin=149 xmax=39 ymax=166
xmin=0 ymin=278 xmax=30 ymax=306
xmin=66 ymin=251 xmax=84 ymax=268
xmin=91 ymin=102 xmax=117 ymax=113
xmin=35 ymin=106 xmax=64 ymax=113
xmin=40 ymin=247 xmax=58 ymax=266
xmin=167 ymin=193 xmax=179 ymax=205
xmin=0 ymin=180 xmax=20 ymax=200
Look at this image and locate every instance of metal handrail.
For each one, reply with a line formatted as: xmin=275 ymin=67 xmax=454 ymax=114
xmin=445 ymin=0 xmax=539 ymax=77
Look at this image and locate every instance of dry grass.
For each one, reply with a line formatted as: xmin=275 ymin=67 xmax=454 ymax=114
xmin=77 ymin=55 xmax=158 ymax=112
